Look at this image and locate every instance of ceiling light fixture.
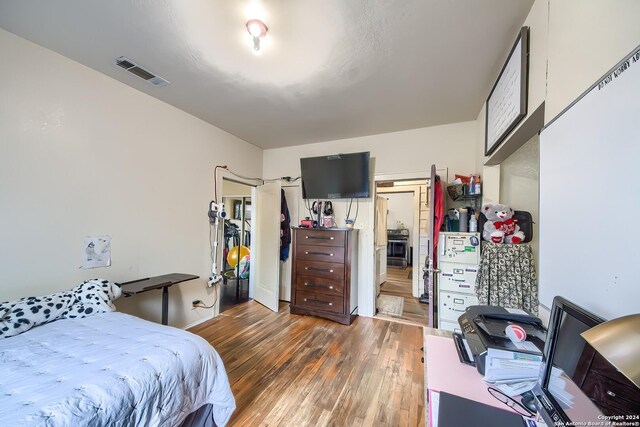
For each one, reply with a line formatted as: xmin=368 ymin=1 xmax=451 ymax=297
xmin=246 ymin=19 xmax=268 ymax=52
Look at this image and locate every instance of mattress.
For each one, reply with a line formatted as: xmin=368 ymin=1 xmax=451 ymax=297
xmin=0 ymin=312 xmax=235 ymax=427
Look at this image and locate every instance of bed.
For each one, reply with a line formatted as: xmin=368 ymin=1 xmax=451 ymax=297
xmin=0 ymin=311 xmax=235 ymax=427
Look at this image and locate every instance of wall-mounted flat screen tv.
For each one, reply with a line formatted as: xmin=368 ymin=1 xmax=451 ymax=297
xmin=300 ymin=152 xmax=370 ymax=199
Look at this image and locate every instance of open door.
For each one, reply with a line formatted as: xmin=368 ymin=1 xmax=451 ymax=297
xmin=425 ymin=164 xmax=440 ymax=328
xmin=250 ymin=181 xmax=281 ymax=312
xmin=374 ymin=195 xmax=388 ymax=294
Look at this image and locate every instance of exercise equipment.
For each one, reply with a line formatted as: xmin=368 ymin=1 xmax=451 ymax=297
xmin=207 ymin=201 xmax=226 ymax=286
xmin=227 ymin=245 xmax=250 ymax=268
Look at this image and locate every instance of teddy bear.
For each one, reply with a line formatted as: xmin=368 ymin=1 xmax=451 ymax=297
xmin=482 ymin=203 xmax=525 ymax=244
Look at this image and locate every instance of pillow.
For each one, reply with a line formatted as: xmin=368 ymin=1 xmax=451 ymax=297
xmin=0 ymin=279 xmax=121 ymax=339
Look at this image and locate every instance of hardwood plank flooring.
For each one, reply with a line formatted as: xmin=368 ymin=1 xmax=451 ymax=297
xmin=378 ymin=267 xmax=429 ymax=325
xmin=219 ymin=277 xmax=250 ymax=313
xmin=190 ymin=301 xmax=425 ymax=427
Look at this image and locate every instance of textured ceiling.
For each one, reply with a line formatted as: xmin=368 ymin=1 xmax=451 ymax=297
xmin=0 ymin=0 xmax=533 ymax=148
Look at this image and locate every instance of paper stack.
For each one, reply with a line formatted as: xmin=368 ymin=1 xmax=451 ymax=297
xmin=483 ymin=348 xmax=543 ymax=397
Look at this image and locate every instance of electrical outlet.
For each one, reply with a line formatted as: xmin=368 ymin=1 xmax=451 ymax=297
xmin=192 ymin=300 xmax=202 ymax=308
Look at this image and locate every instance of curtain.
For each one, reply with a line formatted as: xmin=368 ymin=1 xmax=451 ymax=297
xmin=475 ymin=242 xmax=538 ymax=315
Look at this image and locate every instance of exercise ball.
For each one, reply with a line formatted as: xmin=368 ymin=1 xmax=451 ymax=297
xmin=227 ymin=245 xmax=250 ymax=268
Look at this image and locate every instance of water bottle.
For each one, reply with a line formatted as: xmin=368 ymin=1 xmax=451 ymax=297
xmin=469 ymin=215 xmax=478 ymax=232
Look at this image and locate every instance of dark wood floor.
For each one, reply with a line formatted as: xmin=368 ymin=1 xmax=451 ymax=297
xmin=219 ymin=277 xmax=250 ymax=313
xmin=190 ymin=301 xmax=425 ymax=426
xmin=379 ymin=266 xmax=429 ymax=325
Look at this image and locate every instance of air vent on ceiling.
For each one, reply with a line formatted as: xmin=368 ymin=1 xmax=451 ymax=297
xmin=114 ymin=56 xmax=169 ymax=87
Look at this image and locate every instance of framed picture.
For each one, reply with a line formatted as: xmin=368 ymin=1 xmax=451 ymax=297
xmin=485 ymin=26 xmax=529 ymax=156
xmin=233 ymin=200 xmax=252 ymax=220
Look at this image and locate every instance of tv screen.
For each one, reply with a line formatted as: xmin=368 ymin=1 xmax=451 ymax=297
xmin=533 ymin=297 xmax=634 ymax=425
xmin=300 ymin=152 xmax=370 ymax=199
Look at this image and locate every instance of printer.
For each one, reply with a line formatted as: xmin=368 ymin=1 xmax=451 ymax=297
xmin=455 ymin=305 xmax=547 ymax=375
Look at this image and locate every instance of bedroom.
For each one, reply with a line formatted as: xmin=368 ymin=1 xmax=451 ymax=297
xmin=1 ymin=1 xmax=639 ymax=426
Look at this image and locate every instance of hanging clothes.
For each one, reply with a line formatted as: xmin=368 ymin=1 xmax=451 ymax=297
xmin=280 ymin=189 xmax=291 ymax=261
xmin=432 ymin=176 xmax=445 ymax=266
xmin=475 ymin=242 xmax=538 ymax=314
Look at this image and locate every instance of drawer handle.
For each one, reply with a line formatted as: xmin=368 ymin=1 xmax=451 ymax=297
xmin=305 ymin=251 xmax=334 ymax=256
xmin=606 ymin=391 xmax=616 ymax=397
xmin=305 ymin=267 xmax=334 ymax=273
xmin=305 ymin=236 xmax=335 ymax=240
xmin=304 ymin=298 xmax=332 ymax=306
xmin=304 ymin=283 xmax=334 ymax=290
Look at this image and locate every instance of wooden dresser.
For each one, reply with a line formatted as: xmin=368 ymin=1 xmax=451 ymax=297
xmin=290 ymin=227 xmax=358 ymax=325
xmin=574 ymin=344 xmax=640 ymax=416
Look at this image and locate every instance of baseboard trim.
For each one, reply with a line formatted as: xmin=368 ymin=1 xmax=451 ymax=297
xmin=182 ymin=313 xmax=215 ymax=330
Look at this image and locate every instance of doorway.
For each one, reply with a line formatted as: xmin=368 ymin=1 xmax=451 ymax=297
xmin=374 ymin=179 xmax=429 ymax=324
xmin=220 ymin=179 xmax=253 ymax=313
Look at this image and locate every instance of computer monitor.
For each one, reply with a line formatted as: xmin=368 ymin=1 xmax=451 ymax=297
xmin=533 ymin=296 xmax=625 ymax=425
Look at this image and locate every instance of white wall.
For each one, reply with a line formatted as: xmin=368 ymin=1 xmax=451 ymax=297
xmin=263 ymin=121 xmax=477 ymax=317
xmin=384 ymin=192 xmax=414 ymax=244
xmin=499 ymin=136 xmax=539 ymax=266
xmin=0 ymin=29 xmax=263 ymax=328
xmin=222 ymin=180 xmax=253 ymax=197
xmin=545 ymin=0 xmax=640 ymax=122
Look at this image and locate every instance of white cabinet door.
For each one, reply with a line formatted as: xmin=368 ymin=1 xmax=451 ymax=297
xmin=250 ymin=181 xmax=281 ymax=312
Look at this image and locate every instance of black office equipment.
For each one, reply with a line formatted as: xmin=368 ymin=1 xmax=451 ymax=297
xmin=300 ymin=151 xmax=370 ymax=199
xmin=458 ymin=305 xmax=546 ymax=374
xmin=532 ymin=296 xmax=640 ymax=425
xmin=438 ymin=391 xmax=525 ymax=427
xmin=452 ymin=332 xmax=475 ymax=366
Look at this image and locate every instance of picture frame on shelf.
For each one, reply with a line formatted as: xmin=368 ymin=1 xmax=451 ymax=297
xmin=233 ymin=200 xmax=252 ymax=220
xmin=485 ymin=26 xmax=529 ymax=157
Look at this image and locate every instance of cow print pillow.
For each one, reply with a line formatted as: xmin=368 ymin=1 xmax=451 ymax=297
xmin=0 ymin=279 xmax=122 ymax=339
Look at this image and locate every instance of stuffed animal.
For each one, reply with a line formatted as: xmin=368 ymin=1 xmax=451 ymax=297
xmin=482 ymin=203 xmax=525 ymax=244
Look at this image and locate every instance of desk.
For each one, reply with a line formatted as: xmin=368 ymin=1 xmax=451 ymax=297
xmin=120 ymin=273 xmax=199 ymax=325
xmin=424 ymin=334 xmax=521 ymax=426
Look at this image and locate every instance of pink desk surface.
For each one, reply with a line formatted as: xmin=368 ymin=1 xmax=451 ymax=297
xmin=425 ymin=335 xmax=518 ymax=420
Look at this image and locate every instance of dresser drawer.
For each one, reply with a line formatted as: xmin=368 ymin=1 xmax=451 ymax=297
xmin=295 ymin=275 xmax=344 ymax=296
xmin=295 ymin=290 xmax=344 ymax=314
xmin=581 ymin=371 xmax=640 ymax=415
xmin=296 ymin=260 xmax=344 ymax=280
xmin=296 ymin=229 xmax=345 ymax=247
xmin=296 ymin=244 xmax=345 ymax=263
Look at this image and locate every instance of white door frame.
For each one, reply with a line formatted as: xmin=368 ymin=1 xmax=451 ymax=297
xmin=375 ymin=185 xmax=421 ymax=297
xmin=211 ymin=172 xmax=258 ymax=318
xmin=357 ymin=172 xmax=428 ymax=318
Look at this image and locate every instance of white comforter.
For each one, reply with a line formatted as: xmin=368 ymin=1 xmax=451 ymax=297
xmin=0 ymin=312 xmax=235 ymax=427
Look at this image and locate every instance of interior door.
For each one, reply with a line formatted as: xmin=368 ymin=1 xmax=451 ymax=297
xmin=375 ymin=195 xmax=388 ymax=292
xmin=250 ymin=181 xmax=281 ymax=312
xmin=426 ymin=164 xmax=437 ymax=328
